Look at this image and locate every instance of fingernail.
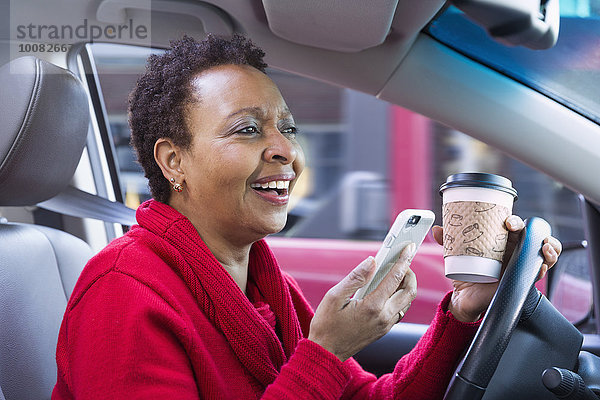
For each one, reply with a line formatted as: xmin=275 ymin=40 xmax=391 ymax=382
xmin=550 ymin=237 xmax=561 ymax=251
xmin=367 ymin=256 xmax=376 ymax=268
xmin=507 ymin=216 xmax=520 ymax=228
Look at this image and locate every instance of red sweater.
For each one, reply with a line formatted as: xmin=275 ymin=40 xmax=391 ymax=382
xmin=53 ymin=200 xmax=479 ymax=399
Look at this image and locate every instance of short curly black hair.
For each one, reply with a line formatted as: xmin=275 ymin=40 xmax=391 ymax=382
xmin=128 ymin=34 xmax=268 ymax=203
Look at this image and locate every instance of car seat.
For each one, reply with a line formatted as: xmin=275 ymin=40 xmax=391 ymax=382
xmin=0 ymin=56 xmax=93 ymax=399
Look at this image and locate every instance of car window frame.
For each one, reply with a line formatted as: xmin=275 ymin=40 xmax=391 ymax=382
xmin=67 ymin=42 xmax=126 ymax=241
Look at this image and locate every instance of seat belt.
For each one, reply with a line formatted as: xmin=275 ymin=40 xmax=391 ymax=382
xmin=37 ymin=185 xmax=137 ymax=226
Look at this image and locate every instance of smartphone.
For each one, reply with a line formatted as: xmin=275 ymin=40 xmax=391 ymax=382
xmin=353 ymin=209 xmax=435 ymax=300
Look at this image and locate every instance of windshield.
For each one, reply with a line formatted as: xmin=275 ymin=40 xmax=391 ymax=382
xmin=427 ymin=1 xmax=600 ymax=125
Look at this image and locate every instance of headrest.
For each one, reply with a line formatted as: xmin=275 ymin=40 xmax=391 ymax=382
xmin=0 ymin=56 xmax=89 ymax=206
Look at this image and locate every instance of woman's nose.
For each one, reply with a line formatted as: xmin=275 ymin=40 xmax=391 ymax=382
xmin=262 ymin=129 xmax=297 ymax=164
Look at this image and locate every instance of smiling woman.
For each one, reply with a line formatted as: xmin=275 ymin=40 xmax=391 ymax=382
xmin=51 ymin=34 xmax=561 ymax=400
xmin=154 ymin=63 xmax=305 ymax=278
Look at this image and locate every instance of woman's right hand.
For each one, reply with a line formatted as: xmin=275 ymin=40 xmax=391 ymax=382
xmin=307 ymin=244 xmax=418 ymax=362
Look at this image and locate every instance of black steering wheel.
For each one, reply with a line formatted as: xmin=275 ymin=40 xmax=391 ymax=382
xmin=443 ymin=217 xmax=579 ymax=400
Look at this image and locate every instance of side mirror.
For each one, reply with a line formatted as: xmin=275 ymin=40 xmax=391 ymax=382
xmin=451 ymin=0 xmax=560 ymax=49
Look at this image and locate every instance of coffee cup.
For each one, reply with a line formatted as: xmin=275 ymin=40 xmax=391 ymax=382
xmin=439 ymin=172 xmax=518 ymax=283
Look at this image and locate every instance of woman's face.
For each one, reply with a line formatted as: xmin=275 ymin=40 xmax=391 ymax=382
xmin=178 ymin=64 xmax=305 ymax=245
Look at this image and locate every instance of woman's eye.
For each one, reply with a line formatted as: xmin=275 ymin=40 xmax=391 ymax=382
xmin=237 ymin=126 xmax=259 ymax=135
xmin=281 ymin=126 xmax=298 ymax=136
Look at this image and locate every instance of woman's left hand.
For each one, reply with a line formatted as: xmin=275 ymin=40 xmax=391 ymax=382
xmin=431 ymin=215 xmax=562 ymax=322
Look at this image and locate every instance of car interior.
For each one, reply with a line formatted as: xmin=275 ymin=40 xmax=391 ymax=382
xmin=1 ymin=0 xmax=600 ymax=399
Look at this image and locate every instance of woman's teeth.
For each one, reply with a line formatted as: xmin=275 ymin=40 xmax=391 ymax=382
xmin=250 ymin=180 xmax=290 ymax=190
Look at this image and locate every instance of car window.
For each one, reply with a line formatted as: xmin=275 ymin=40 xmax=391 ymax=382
xmin=427 ymin=1 xmax=600 ymax=125
xmin=84 ymin=42 xmax=589 ymax=323
xmin=549 ymin=243 xmax=592 ymax=326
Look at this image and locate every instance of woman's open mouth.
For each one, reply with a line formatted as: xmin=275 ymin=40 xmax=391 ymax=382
xmin=250 ymin=180 xmax=290 ymax=205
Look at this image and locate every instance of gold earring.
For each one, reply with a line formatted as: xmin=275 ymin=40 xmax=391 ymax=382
xmin=170 ymin=178 xmax=183 ymax=193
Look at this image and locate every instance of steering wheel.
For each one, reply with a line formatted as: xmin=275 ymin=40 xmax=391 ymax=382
xmin=443 ymin=217 xmax=552 ymax=400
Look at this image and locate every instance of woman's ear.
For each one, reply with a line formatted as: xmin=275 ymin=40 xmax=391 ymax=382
xmin=154 ymin=138 xmax=184 ymax=183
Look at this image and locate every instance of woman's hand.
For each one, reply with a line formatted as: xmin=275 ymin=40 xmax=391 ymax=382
xmin=308 ymin=244 xmax=418 ymax=362
xmin=432 ymin=215 xmax=562 ymax=322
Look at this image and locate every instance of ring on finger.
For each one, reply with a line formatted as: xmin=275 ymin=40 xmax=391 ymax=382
xmin=399 ymin=302 xmax=412 ymax=321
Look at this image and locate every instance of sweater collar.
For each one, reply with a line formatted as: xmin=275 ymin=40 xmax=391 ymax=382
xmin=135 ymin=199 xmax=303 ymax=386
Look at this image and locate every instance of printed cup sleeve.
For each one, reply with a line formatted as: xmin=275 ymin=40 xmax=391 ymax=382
xmin=442 ymin=201 xmax=511 ymax=262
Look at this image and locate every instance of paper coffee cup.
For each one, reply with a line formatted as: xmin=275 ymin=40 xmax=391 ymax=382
xmin=440 ymin=173 xmax=518 ymax=283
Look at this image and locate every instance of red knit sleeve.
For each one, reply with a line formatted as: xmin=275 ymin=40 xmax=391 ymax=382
xmin=341 ymin=291 xmax=481 ymax=400
xmin=53 ymin=271 xmax=199 ymax=399
xmin=262 ymin=339 xmax=353 ymax=399
xmin=260 ymin=291 xmax=479 ymax=400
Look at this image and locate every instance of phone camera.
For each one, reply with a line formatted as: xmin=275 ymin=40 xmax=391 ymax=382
xmin=408 ymin=215 xmax=421 ymax=225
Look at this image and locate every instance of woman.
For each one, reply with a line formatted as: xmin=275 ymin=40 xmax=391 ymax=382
xmin=52 ymin=34 xmax=561 ymax=399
